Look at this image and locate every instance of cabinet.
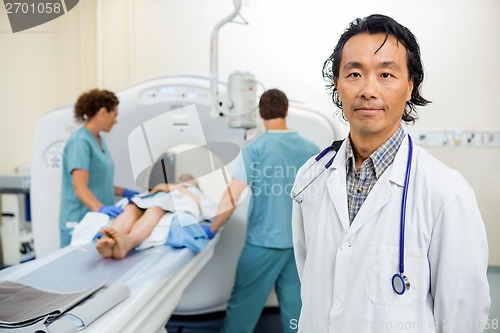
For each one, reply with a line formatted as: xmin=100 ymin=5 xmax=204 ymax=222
xmin=0 ymin=175 xmax=34 ymax=266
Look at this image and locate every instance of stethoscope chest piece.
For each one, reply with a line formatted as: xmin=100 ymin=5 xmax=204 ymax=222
xmin=392 ymin=273 xmax=410 ymax=295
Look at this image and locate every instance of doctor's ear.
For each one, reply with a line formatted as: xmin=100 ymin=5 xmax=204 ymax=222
xmin=406 ymin=80 xmax=414 ymax=102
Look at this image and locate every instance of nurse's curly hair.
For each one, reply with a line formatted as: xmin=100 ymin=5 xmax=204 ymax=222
xmin=322 ymin=14 xmax=431 ymax=124
xmin=74 ymin=89 xmax=119 ymax=123
xmin=259 ymin=88 xmax=288 ymax=120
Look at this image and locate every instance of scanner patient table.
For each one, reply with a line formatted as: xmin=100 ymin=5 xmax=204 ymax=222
xmin=0 ymin=236 xmax=219 ymax=333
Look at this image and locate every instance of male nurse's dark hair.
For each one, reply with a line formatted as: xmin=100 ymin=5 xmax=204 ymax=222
xmin=259 ymin=88 xmax=288 ymax=120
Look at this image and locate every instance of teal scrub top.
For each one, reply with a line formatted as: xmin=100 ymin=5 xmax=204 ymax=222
xmin=59 ymin=127 xmax=115 ymax=229
xmin=232 ymin=130 xmax=319 ymax=249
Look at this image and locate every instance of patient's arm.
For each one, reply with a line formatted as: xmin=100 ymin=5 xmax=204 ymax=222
xmin=150 ymin=183 xmax=203 ymax=207
xmin=210 ymin=178 xmax=247 ymax=233
xmin=150 ymin=183 xmax=177 ymax=193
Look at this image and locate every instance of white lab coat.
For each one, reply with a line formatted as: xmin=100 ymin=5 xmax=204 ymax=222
xmin=292 ymin=135 xmax=490 ymax=333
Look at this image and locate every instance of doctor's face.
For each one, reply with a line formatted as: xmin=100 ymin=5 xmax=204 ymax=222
xmin=335 ymin=33 xmax=413 ymax=142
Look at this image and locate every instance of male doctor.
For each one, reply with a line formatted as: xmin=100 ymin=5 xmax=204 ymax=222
xmin=291 ymin=14 xmax=490 ymax=333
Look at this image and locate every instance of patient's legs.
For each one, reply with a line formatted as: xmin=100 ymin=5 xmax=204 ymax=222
xmin=96 ymin=204 xmax=144 ymax=258
xmin=105 ymin=206 xmax=165 ymax=259
xmin=111 ymin=204 xmax=144 ymax=234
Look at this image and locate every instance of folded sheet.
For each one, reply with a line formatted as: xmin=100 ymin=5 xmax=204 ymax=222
xmin=70 ymin=212 xmax=110 ymax=247
xmin=0 ymin=281 xmax=106 ymax=327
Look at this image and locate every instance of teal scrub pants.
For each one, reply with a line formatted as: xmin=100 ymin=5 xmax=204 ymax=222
xmin=221 ymin=244 xmax=301 ymax=333
xmin=60 ymin=228 xmax=73 ymax=247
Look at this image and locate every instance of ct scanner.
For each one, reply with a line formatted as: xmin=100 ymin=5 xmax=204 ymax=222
xmin=0 ymin=75 xmax=344 ymax=332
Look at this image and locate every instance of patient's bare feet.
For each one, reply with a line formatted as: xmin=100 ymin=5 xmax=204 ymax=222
xmin=96 ymin=232 xmax=115 ymax=259
xmin=103 ymin=228 xmax=130 ymax=260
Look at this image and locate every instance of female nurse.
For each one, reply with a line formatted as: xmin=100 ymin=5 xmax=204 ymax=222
xmin=59 ymin=89 xmax=138 ymax=247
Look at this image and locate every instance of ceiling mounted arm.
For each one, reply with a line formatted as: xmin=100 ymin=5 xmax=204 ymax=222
xmin=210 ymin=0 xmax=245 ymax=113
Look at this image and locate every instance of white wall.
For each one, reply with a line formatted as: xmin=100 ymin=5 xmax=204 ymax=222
xmin=0 ymin=0 xmax=97 ymax=173
xmin=0 ymin=0 xmax=499 ymax=263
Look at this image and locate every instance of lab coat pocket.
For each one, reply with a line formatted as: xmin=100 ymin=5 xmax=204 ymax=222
xmin=364 ymin=243 xmax=424 ymax=306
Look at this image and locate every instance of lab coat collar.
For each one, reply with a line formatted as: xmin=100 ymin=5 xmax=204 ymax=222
xmin=329 ymin=132 xmax=409 ymax=186
xmin=387 ymin=133 xmax=410 ymax=187
xmin=330 ymin=139 xmax=348 ymax=170
xmin=326 ymin=161 xmax=350 ymax=232
xmin=326 ymin=140 xmax=349 ymax=231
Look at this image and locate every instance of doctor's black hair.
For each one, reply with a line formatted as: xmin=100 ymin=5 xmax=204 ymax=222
xmin=322 ymin=14 xmax=431 ymax=124
xmin=74 ymin=89 xmax=119 ymax=123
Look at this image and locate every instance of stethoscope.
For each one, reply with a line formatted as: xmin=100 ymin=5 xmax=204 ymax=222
xmin=291 ymin=134 xmax=414 ymax=296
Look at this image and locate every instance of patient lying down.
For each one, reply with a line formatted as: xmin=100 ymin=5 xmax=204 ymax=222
xmin=96 ymin=174 xmax=217 ymax=259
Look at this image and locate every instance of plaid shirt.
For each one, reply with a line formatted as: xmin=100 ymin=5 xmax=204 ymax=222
xmin=346 ymin=127 xmax=405 ymax=224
